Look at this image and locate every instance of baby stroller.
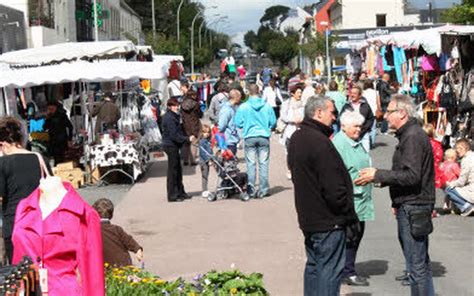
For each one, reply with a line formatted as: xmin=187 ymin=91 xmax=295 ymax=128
xmin=199 ymin=146 xmax=251 ymax=202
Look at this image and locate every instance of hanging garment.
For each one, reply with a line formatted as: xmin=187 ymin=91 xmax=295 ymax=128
xmin=12 ymin=182 xmax=104 ymax=296
xmin=140 ymin=95 xmax=162 ymax=146
xmin=421 ymin=55 xmax=439 ymax=72
xmin=393 ymin=47 xmax=407 ymax=85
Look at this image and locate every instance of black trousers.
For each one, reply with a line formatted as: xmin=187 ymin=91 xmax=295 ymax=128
xmin=343 ymin=221 xmax=366 ymax=277
xmin=164 ymin=146 xmax=186 ymax=201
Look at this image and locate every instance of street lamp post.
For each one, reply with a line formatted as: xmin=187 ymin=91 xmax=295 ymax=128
xmin=151 ymin=0 xmax=156 ymax=39
xmin=198 ymin=20 xmax=205 ymax=48
xmin=176 ymin=0 xmax=185 ymax=42
xmin=93 ymin=0 xmax=99 ymax=41
xmin=191 ymin=11 xmax=202 ymax=74
xmin=320 ymin=21 xmax=331 ymax=83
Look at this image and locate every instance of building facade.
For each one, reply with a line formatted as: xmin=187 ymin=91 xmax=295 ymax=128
xmin=0 ymin=5 xmax=28 ymax=54
xmin=1 ymin=0 xmax=142 ymax=48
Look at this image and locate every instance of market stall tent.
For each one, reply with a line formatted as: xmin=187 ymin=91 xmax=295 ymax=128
xmin=0 ymin=59 xmax=171 ymax=88
xmin=0 ymin=41 xmax=136 ymax=67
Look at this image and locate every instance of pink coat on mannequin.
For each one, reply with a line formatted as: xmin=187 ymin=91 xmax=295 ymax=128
xmin=12 ymin=182 xmax=104 ymax=296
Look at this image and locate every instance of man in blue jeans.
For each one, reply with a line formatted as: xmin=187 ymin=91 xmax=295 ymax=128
xmin=234 ymin=84 xmax=276 ymax=198
xmin=356 ymin=94 xmax=435 ymax=295
xmin=289 ymin=96 xmax=358 ymax=296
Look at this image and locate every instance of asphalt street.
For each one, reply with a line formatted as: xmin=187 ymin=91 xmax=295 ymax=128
xmin=85 ymin=133 xmax=474 ymax=295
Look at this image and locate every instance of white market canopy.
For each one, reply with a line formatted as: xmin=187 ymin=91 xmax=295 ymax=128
xmin=0 ymin=59 xmax=171 ymax=88
xmin=337 ymin=25 xmax=474 ymax=56
xmin=0 ymin=41 xmax=136 ymax=66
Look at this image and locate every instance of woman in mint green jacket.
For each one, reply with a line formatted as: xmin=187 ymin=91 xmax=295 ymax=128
xmin=333 ymin=110 xmax=375 ymax=287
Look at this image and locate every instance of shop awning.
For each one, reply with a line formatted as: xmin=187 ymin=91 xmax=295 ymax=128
xmin=0 ymin=59 xmax=170 ymax=88
xmin=0 ymin=41 xmax=136 ymax=66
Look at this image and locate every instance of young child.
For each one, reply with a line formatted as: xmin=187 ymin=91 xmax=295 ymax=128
xmin=439 ymin=149 xmax=461 ymax=210
xmin=200 ymin=124 xmax=213 ymax=198
xmin=92 ymin=198 xmax=143 ymax=267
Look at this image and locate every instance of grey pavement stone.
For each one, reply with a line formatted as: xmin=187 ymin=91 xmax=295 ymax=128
xmin=107 ymin=133 xmax=473 ymax=296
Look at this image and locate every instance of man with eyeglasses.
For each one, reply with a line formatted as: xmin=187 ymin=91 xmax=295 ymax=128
xmin=340 ymin=85 xmax=374 ymax=152
xmin=355 ymin=94 xmax=435 ymax=295
xmin=289 ymin=95 xmax=358 ymax=296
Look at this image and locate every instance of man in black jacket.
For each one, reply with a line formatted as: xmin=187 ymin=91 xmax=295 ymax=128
xmin=355 ymin=94 xmax=435 ymax=295
xmin=161 ymin=98 xmax=194 ymax=202
xmin=289 ymin=95 xmax=358 ymax=296
xmin=340 ymin=85 xmax=374 ymax=151
xmin=377 ymin=74 xmax=395 ymax=133
xmin=44 ymin=101 xmax=73 ymax=165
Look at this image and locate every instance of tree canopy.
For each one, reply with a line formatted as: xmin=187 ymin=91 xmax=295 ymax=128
xmin=441 ymin=0 xmax=474 ymax=24
xmin=125 ymin=0 xmax=230 ymax=69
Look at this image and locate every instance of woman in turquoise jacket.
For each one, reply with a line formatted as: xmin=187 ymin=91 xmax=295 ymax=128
xmin=333 ymin=110 xmax=375 ymax=287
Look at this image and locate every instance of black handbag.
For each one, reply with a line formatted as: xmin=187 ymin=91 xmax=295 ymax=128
xmin=408 ymin=208 xmax=433 ymax=238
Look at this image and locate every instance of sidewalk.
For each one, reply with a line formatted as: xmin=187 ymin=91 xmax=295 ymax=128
xmin=111 ymin=134 xmax=473 ymax=295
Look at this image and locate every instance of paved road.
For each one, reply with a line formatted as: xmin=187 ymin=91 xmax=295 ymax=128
xmin=108 ymin=134 xmax=473 ymax=296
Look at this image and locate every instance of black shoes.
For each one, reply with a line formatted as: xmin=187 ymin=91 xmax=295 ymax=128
xmin=180 ymin=193 xmax=192 ymax=200
xmin=401 ymin=279 xmax=411 ymax=286
xmin=342 ymin=275 xmax=369 ymax=286
xmin=168 ymin=198 xmax=184 ymax=202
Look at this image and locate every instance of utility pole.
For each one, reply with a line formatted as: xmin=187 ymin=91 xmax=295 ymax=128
xmin=93 ymin=0 xmax=99 ymax=41
xmin=151 ymin=0 xmax=156 ymax=39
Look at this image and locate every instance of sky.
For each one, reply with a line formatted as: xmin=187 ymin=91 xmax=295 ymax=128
xmin=200 ymin=0 xmax=317 ymax=46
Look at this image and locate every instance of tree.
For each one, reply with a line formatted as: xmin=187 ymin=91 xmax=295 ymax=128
xmin=244 ymin=30 xmax=258 ymax=50
xmin=260 ymin=5 xmax=290 ymax=30
xmin=441 ymin=0 xmax=474 ymax=24
xmin=299 ymin=32 xmax=338 ymax=73
xmin=267 ymin=35 xmax=299 ymax=66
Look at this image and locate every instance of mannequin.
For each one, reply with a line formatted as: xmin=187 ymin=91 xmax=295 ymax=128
xmin=38 ymin=176 xmax=67 ymax=220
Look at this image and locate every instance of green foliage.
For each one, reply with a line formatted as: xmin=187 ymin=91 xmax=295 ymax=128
xmin=260 ymin=5 xmax=290 ymax=30
xmin=105 ymin=265 xmax=268 ymax=296
xmin=441 ymin=0 xmax=474 ymax=24
xmin=244 ymin=30 xmax=258 ymax=51
xmin=125 ymin=0 xmax=230 ymax=68
xmin=268 ymin=35 xmax=299 ymax=66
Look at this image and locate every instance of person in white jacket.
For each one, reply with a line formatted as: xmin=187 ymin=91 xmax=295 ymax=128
xmin=279 ymin=83 xmax=305 ymax=180
xmin=262 ymin=78 xmax=283 ymax=118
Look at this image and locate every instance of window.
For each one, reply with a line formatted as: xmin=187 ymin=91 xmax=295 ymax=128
xmin=376 ymin=14 xmax=386 ymax=27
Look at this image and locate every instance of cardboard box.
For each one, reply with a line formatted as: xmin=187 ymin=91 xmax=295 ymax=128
xmin=53 ymin=168 xmax=84 ymax=189
xmin=55 ymin=161 xmax=77 ymax=171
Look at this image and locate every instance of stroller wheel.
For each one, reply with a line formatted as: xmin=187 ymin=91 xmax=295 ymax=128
xmin=207 ymin=192 xmax=217 ymax=202
xmin=216 ymin=190 xmax=228 ymax=200
xmin=239 ymin=192 xmax=250 ymax=202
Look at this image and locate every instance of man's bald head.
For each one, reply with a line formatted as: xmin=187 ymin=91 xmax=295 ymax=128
xmin=229 ymin=89 xmax=242 ymax=105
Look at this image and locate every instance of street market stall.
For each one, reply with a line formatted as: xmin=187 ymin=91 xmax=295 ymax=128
xmin=335 ymin=25 xmax=474 ymax=141
xmin=0 ymin=43 xmax=184 ymax=185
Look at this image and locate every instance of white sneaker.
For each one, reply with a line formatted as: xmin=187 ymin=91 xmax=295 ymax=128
xmin=286 ymin=171 xmax=292 ymax=180
xmin=202 ymin=191 xmax=210 ymax=198
xmin=461 ymin=207 xmax=474 ymax=217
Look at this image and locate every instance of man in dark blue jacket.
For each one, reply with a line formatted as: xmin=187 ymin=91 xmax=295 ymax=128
xmin=161 ymin=98 xmax=194 ymax=202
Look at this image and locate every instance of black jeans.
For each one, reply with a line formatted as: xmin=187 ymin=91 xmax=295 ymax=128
xmin=164 ymin=146 xmax=186 ymax=201
xmin=343 ymin=221 xmax=366 ymax=278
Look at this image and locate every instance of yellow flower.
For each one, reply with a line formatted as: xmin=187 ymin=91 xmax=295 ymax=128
xmin=104 ymin=263 xmax=110 ymax=268
xmin=154 ymin=279 xmax=166 ymax=285
xmin=188 ymin=293 xmax=197 ymax=296
xmin=112 ymin=268 xmax=119 ymax=273
xmin=230 ymin=288 xmax=238 ymax=294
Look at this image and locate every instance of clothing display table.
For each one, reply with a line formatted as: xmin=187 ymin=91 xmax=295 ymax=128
xmin=88 ymin=139 xmax=149 ymax=183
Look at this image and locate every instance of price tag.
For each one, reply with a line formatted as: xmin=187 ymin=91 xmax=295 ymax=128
xmin=39 ymin=268 xmax=48 ymax=293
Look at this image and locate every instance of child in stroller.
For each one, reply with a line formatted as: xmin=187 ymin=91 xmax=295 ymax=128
xmin=198 ymin=137 xmax=250 ymax=202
